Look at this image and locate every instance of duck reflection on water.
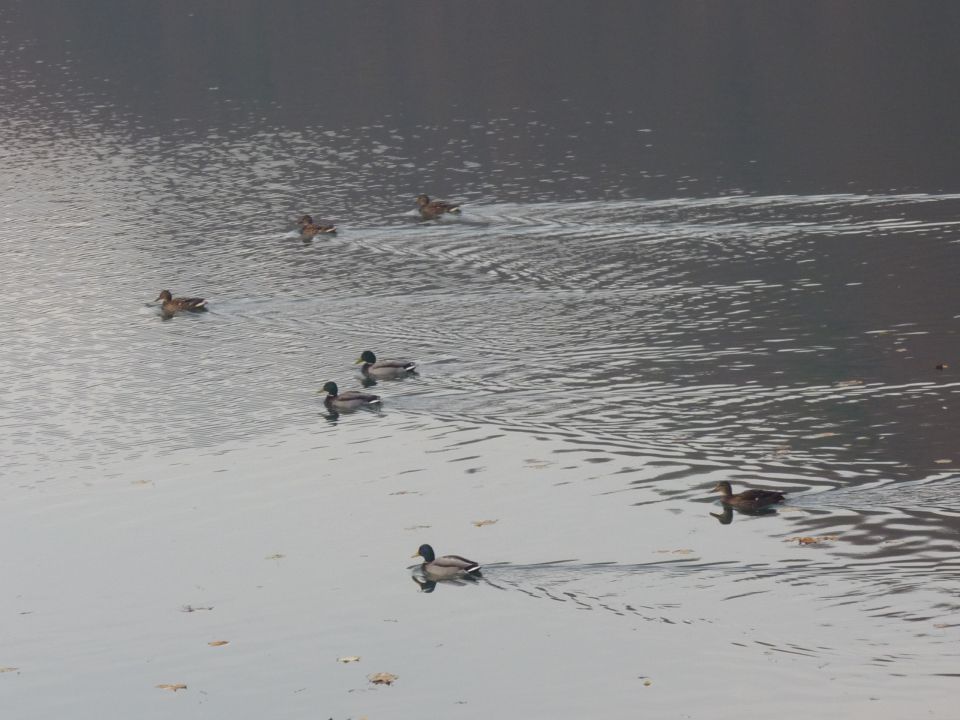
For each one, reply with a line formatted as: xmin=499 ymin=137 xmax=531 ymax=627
xmin=709 ymin=504 xmax=779 ymax=525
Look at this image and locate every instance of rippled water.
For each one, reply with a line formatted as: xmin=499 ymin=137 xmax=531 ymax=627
xmin=2 ymin=3 xmax=959 ymax=718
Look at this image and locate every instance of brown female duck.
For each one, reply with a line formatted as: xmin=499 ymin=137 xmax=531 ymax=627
xmin=154 ymin=290 xmax=208 ymax=315
xmin=415 ymin=194 xmax=461 ymax=220
xmin=712 ymin=481 xmax=785 ymax=510
xmin=297 ymin=214 xmax=337 ymax=239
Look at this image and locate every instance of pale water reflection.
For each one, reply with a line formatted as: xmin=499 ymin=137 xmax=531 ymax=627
xmin=1 ymin=2 xmax=959 ymax=718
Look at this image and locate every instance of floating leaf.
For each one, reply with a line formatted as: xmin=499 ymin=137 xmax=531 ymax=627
xmin=0 ymin=667 xmax=18 ymax=673
xmin=368 ymin=672 xmax=398 ymax=686
xmin=337 ymin=656 xmax=361 ymax=664
xmin=472 ymin=519 xmax=498 ymax=527
xmin=787 ymin=535 xmax=839 ymax=545
xmin=265 ymin=553 xmax=285 ymax=560
xmin=933 ymin=623 xmax=950 ymax=629
xmin=208 ymin=640 xmax=229 ymax=647
xmin=934 ymin=459 xmax=952 ymax=464
xmin=156 ymin=684 xmax=187 ymax=692
xmin=643 ymin=679 xmax=652 ymax=687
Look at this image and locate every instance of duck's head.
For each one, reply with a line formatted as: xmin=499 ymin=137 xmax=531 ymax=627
xmin=297 ymin=214 xmax=313 ymax=227
xmin=412 ymin=544 xmax=435 ymax=562
xmin=712 ymin=481 xmax=733 ymax=496
xmin=415 ymin=194 xmax=430 ymax=207
xmin=155 ymin=290 xmax=173 ymax=302
xmin=355 ymin=350 xmax=377 ymax=365
xmin=320 ymin=381 xmax=339 ymax=397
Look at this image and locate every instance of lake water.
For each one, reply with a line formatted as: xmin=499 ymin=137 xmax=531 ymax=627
xmin=1 ymin=3 xmax=959 ymax=718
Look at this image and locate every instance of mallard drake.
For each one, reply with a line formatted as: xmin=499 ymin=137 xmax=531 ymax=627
xmin=415 ymin=194 xmax=461 ymax=220
xmin=712 ymin=481 xmax=785 ymax=510
xmin=355 ymin=350 xmax=416 ymax=378
xmin=320 ymin=381 xmax=381 ymax=411
xmin=154 ymin=290 xmax=208 ymax=315
xmin=297 ymin=214 xmax=337 ymax=239
xmin=412 ymin=544 xmax=482 ymax=580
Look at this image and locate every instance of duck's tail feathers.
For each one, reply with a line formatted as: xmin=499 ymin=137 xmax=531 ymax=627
xmin=404 ymin=363 xmax=417 ymax=372
xmin=449 ymin=206 xmax=462 ymax=214
xmin=466 ymin=565 xmax=482 ymax=576
xmin=321 ymin=226 xmax=337 ymax=233
xmin=367 ymin=397 xmax=382 ymax=405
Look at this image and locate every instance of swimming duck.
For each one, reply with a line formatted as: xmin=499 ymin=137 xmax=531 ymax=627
xmin=415 ymin=194 xmax=461 ymax=220
xmin=412 ymin=544 xmax=482 ymax=580
xmin=297 ymin=214 xmax=337 ymax=239
xmin=712 ymin=481 xmax=785 ymax=510
xmin=320 ymin=381 xmax=381 ymax=411
xmin=154 ymin=290 xmax=208 ymax=315
xmin=355 ymin=350 xmax=417 ymax=378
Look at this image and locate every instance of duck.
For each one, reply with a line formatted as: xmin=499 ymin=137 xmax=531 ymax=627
xmin=712 ymin=481 xmax=785 ymax=510
xmin=154 ymin=290 xmax=208 ymax=315
xmin=319 ymin=381 xmax=381 ymax=411
xmin=297 ymin=214 xmax=337 ymax=239
xmin=415 ymin=194 xmax=461 ymax=220
xmin=412 ymin=544 xmax=482 ymax=580
xmin=355 ymin=350 xmax=417 ymax=378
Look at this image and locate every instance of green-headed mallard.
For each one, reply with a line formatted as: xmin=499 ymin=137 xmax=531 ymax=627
xmin=412 ymin=544 xmax=482 ymax=580
xmin=355 ymin=350 xmax=416 ymax=378
xmin=297 ymin=214 xmax=337 ymax=239
xmin=155 ymin=290 xmax=208 ymax=315
xmin=415 ymin=194 xmax=461 ymax=220
xmin=320 ymin=381 xmax=381 ymax=411
xmin=712 ymin=481 xmax=785 ymax=510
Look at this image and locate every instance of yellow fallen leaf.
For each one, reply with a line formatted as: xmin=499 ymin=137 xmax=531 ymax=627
xmin=472 ymin=519 xmax=498 ymax=527
xmin=643 ymin=679 xmax=652 ymax=687
xmin=208 ymin=640 xmax=229 ymax=647
xmin=787 ymin=535 xmax=839 ymax=545
xmin=0 ymin=667 xmax=18 ymax=673
xmin=156 ymin=684 xmax=187 ymax=692
xmin=368 ymin=672 xmax=398 ymax=685
xmin=337 ymin=656 xmax=361 ymax=663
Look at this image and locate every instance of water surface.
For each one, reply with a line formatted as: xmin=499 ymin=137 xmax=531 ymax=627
xmin=1 ymin=3 xmax=959 ymax=718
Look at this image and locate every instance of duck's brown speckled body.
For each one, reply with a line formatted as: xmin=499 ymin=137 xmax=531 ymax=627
xmin=297 ymin=214 xmax=337 ymax=239
xmin=712 ymin=481 xmax=785 ymax=510
xmin=155 ymin=290 xmax=208 ymax=316
xmin=415 ymin=194 xmax=461 ymax=220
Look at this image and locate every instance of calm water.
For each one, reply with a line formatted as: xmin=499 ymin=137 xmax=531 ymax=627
xmin=2 ymin=3 xmax=959 ymax=718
